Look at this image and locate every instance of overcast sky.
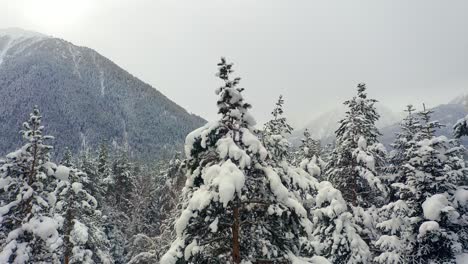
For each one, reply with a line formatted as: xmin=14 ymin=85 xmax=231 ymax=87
xmin=1 ymin=0 xmax=467 ymax=126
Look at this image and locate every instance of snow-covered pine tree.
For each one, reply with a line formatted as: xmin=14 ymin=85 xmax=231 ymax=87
xmin=61 ymin=148 xmax=75 ymax=168
xmin=261 ymin=95 xmax=317 ymax=201
xmin=96 ymin=142 xmax=112 ymax=205
xmin=0 ymin=107 xmax=61 ymax=263
xmin=78 ymin=151 xmax=102 ymax=206
xmin=112 ymin=149 xmax=134 ymax=214
xmin=127 ymin=156 xmax=187 ymax=263
xmin=454 ymin=115 xmax=468 ymax=139
xmin=297 ymin=129 xmax=326 ymax=180
xmin=299 ymin=129 xmax=321 ymax=160
xmin=260 ymin=96 xmax=362 ymax=262
xmin=152 ymin=155 xmax=186 ymax=240
xmin=387 ymin=105 xmax=420 ymax=176
xmin=375 ymin=105 xmax=468 ymax=263
xmin=374 ymin=105 xmax=421 ymax=264
xmin=103 ymin=149 xmax=135 ymax=264
xmin=309 ymin=181 xmax=371 ymax=263
xmin=128 ymin=170 xmax=155 ymax=240
xmin=54 ymin=166 xmax=112 ymax=264
xmin=326 ymin=83 xmax=387 ymax=208
xmin=403 ymin=106 xmax=465 ymax=263
xmin=262 ymin=95 xmax=293 ymax=163
xmin=160 ymin=58 xmax=317 ymax=263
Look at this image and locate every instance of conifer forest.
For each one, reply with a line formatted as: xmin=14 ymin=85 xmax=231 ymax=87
xmin=1 ymin=1 xmax=468 ymax=263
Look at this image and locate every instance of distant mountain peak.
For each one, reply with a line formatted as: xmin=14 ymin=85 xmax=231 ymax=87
xmin=0 ymin=27 xmax=47 ymax=40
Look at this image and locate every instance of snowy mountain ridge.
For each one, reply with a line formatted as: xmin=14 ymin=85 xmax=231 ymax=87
xmin=0 ymin=28 xmax=205 ymax=160
xmin=0 ymin=28 xmax=47 ymax=67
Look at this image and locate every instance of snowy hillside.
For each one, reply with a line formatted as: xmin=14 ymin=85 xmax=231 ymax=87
xmin=0 ymin=28 xmax=205 ymax=160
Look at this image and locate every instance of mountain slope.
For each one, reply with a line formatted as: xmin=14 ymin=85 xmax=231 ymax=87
xmin=380 ymin=100 xmax=468 ymax=148
xmin=0 ymin=28 xmax=205 ymax=160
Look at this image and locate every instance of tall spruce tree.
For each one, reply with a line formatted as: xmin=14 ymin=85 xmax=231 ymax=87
xmin=297 ymin=129 xmax=326 ymax=180
xmin=326 ymin=83 xmax=387 ymax=207
xmin=374 ymin=105 xmax=421 ymax=263
xmin=96 ymin=142 xmax=111 ymax=206
xmin=262 ymin=95 xmax=293 ymax=163
xmin=261 ymin=95 xmax=314 ymax=198
xmin=54 ymin=167 xmax=112 ymax=264
xmin=387 ymin=105 xmax=421 ymax=177
xmin=325 ymin=84 xmax=388 ymax=262
xmin=160 ymin=58 xmax=316 ymax=263
xmin=112 ymin=149 xmax=134 ymax=214
xmin=61 ymin=148 xmax=75 ymax=168
xmin=78 ymin=151 xmax=102 ymax=206
xmin=0 ymin=107 xmax=61 ymax=263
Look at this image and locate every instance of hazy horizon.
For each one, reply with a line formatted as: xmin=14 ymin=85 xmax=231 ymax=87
xmin=1 ymin=0 xmax=468 ymax=127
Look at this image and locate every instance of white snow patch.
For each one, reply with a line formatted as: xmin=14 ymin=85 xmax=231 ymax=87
xmin=70 ymin=221 xmax=89 ymax=244
xmin=55 ymin=165 xmax=70 ymax=181
xmin=203 ymin=160 xmax=245 ymax=207
xmin=72 ymin=182 xmax=83 ymax=194
xmin=68 ymin=44 xmax=82 ymax=79
xmin=422 ymin=194 xmax=449 ymax=221
xmin=419 ymin=221 xmax=440 ymax=236
xmin=99 ymin=70 xmax=106 ymax=95
xmin=455 ymin=188 xmax=468 ymax=207
xmin=23 ymin=216 xmax=60 ymax=246
xmin=0 ymin=177 xmax=11 ymax=190
xmin=183 ymin=240 xmax=199 ymax=260
xmin=217 ymin=136 xmax=251 ymax=169
xmin=209 ymin=217 xmax=219 ymax=232
xmin=174 ymin=189 xmax=213 ymax=237
xmin=160 ymin=238 xmax=184 ymax=264
xmin=0 ymin=37 xmax=12 ymax=67
xmin=357 ymin=136 xmax=367 ymax=149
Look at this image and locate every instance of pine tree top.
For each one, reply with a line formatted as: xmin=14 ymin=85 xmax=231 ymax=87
xmin=215 ymin=57 xmax=254 ymax=129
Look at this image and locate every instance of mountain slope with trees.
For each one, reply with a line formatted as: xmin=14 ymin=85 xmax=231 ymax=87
xmin=0 ymin=28 xmax=205 ymax=161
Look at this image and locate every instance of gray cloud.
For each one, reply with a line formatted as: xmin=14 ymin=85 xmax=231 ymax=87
xmin=1 ymin=0 xmax=467 ymax=127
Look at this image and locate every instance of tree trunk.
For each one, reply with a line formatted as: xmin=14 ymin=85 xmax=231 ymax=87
xmin=232 ymin=206 xmax=241 ymax=264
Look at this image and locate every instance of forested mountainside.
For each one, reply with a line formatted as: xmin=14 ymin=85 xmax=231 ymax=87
xmin=0 ymin=28 xmax=205 ymax=160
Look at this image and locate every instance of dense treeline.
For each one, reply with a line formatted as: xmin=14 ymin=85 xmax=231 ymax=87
xmin=0 ymin=58 xmax=467 ymax=263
